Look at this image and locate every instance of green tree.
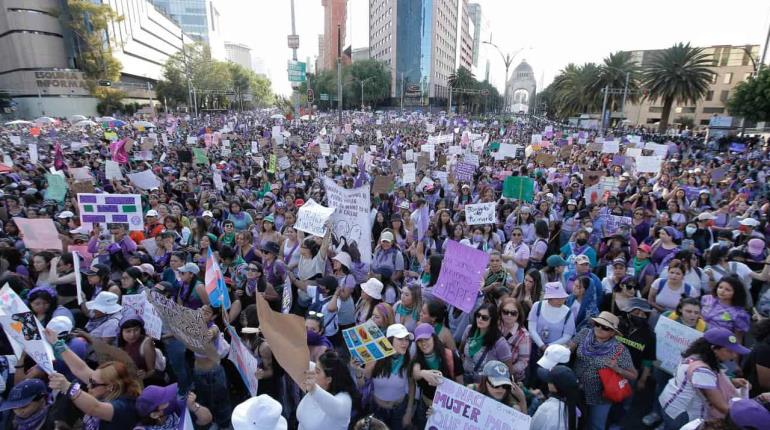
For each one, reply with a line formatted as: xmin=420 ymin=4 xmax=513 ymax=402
xmin=250 ymin=74 xmax=274 ymax=108
xmin=64 ymin=0 xmax=123 ymax=85
xmin=727 ymin=67 xmax=770 ymax=123
xmin=448 ymin=67 xmax=476 ymax=113
xmin=641 ymin=42 xmax=714 ymax=132
xmin=229 ymin=63 xmax=251 ymax=111
xmin=347 ymin=60 xmax=391 ymax=108
xmin=550 ymin=63 xmax=602 ymax=119
xmin=593 ymin=51 xmax=641 ymax=112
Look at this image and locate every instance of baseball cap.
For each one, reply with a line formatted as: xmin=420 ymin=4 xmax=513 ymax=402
xmin=202 ymin=210 xmax=214 ymax=217
xmin=380 ymin=231 xmax=394 ymax=243
xmin=47 ymin=316 xmax=74 ymax=336
xmin=621 ymin=297 xmax=653 ymax=313
xmin=748 ymin=238 xmax=765 ymax=256
xmin=414 ymin=323 xmax=434 ymax=341
xmin=739 ymin=218 xmax=760 ymax=227
xmin=537 ymin=344 xmax=571 ymax=371
xmin=177 ymin=262 xmax=200 ymax=275
xmin=729 ymin=398 xmax=770 ymax=429
xmin=611 ymin=257 xmax=627 ymax=267
xmin=482 ymin=360 xmax=512 ymax=387
xmin=704 ymin=327 xmax=750 ymax=355
xmin=386 ymin=323 xmax=413 ymax=340
xmin=57 ymin=210 xmax=75 ymax=219
xmin=145 ymin=209 xmax=159 ymax=217
xmin=0 ymin=379 xmax=47 ymax=411
xmin=574 ymin=254 xmax=590 ymax=265
xmin=135 ymin=383 xmax=178 ymax=417
xmin=637 ymin=243 xmax=652 ymax=254
xmin=696 ymin=212 xmax=717 ymax=221
xmin=546 ymin=255 xmax=568 ymax=267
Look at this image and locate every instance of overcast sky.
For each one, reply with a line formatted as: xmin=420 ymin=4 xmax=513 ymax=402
xmin=217 ymin=0 xmax=770 ymax=97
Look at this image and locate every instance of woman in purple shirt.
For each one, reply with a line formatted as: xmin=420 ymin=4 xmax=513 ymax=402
xmin=459 ymin=303 xmax=512 ymax=384
xmin=700 ymin=275 xmax=751 ymax=344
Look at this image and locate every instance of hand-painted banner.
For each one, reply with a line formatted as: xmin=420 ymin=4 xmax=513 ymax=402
xmin=655 ymin=316 xmax=702 ymax=374
xmin=323 ymin=179 xmax=372 ymax=263
xmin=147 ymin=291 xmax=218 ymax=360
xmin=76 ymin=193 xmax=143 ymax=231
xmin=226 ymin=326 xmax=260 ymax=396
xmin=427 ymin=379 xmax=531 ymax=430
xmin=432 ymin=240 xmax=489 ymax=312
xmin=0 ymin=285 xmax=55 ymax=373
xmin=465 ymin=203 xmax=496 ymax=226
xmin=121 ymin=293 xmax=163 ymax=340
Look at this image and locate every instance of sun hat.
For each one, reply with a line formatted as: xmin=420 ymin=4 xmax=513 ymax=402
xmin=703 ymin=327 xmax=750 ymax=354
xmin=414 ymin=323 xmax=434 ymax=341
xmin=546 ymin=255 xmax=568 ymax=267
xmin=0 ymin=379 xmax=47 ymax=411
xmin=47 ymin=315 xmax=74 ymax=335
xmin=591 ymin=311 xmax=621 ymax=333
xmin=543 ymin=282 xmax=569 ymax=300
xmin=574 ymin=254 xmax=590 ymax=265
xmin=332 ymin=252 xmax=352 ymax=270
xmin=482 ymin=360 xmax=512 ymax=387
xmin=621 ymin=297 xmax=653 ymax=313
xmin=386 ymin=323 xmax=413 ymax=340
xmin=379 ymin=231 xmax=394 ymax=243
xmin=729 ymin=398 xmax=770 ymax=429
xmin=86 ymin=291 xmax=122 ymax=314
xmin=232 ymin=394 xmax=287 ymax=430
xmin=747 ymin=238 xmax=765 ymax=256
xmin=177 ymin=262 xmax=200 ymax=275
xmin=135 ymin=383 xmax=178 ymax=417
xmin=537 ymin=344 xmax=571 ymax=371
xmin=361 ymin=278 xmax=384 ymax=300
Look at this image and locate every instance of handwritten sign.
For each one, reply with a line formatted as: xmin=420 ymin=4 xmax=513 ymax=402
xmin=402 ymin=163 xmax=416 ymax=184
xmin=655 ymin=316 xmax=702 ymax=374
xmin=294 ymin=199 xmax=334 ymax=237
xmin=324 ymin=179 xmax=372 ymax=263
xmin=465 ymin=203 xmax=496 ymax=226
xmin=77 ymin=193 xmax=143 ymax=231
xmin=602 ymin=141 xmax=620 ymax=154
xmin=147 ymin=291 xmax=218 ymax=360
xmin=342 ymin=320 xmax=395 ymax=365
xmin=433 ymin=240 xmax=489 ymax=312
xmin=427 ymin=379 xmax=531 ymax=430
xmin=635 ymin=155 xmax=663 ymax=173
xmin=454 ymin=162 xmax=476 ymax=182
xmin=121 ymin=293 xmax=162 ymax=340
xmin=0 ymin=285 xmax=55 ymax=373
xmin=226 ymin=326 xmax=260 ymax=396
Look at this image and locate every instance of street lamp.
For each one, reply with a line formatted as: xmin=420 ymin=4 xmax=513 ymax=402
xmin=357 ymin=77 xmax=375 ymax=110
xmin=482 ymin=41 xmax=528 ymax=113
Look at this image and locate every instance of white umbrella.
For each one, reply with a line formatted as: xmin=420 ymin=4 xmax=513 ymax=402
xmin=133 ymin=120 xmax=156 ymax=128
xmin=35 ymin=116 xmax=56 ymax=124
xmin=270 ymin=114 xmax=285 ymax=120
xmin=299 ymin=115 xmax=310 ymax=120
xmin=74 ymin=120 xmax=98 ymax=127
xmin=4 ymin=120 xmax=33 ymax=126
xmin=99 ymin=116 xmax=117 ymax=122
xmin=69 ymin=115 xmax=87 ymax=122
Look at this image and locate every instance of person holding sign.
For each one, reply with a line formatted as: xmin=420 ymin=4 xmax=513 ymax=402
xmin=468 ymin=360 xmax=527 ymax=413
xmin=298 ymin=351 xmax=357 ymax=430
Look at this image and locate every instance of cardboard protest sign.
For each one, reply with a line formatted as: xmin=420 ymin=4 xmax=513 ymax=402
xmin=255 ymin=293 xmax=309 ymax=387
xmin=121 ymin=293 xmax=162 ymax=340
xmin=535 ymin=152 xmax=556 ymax=167
xmin=372 ymin=175 xmax=394 ymax=195
xmin=127 ymin=170 xmax=161 ymax=190
xmin=342 ymin=320 xmax=396 ymax=365
xmin=13 ymin=217 xmax=62 ymax=251
xmin=432 ymin=240 xmax=489 ymax=312
xmin=454 ymin=162 xmax=476 ymax=182
xmin=294 ymin=199 xmax=334 ymax=237
xmin=417 ymin=153 xmax=430 ymax=171
xmin=655 ymin=316 xmax=702 ymax=374
xmin=226 ymin=326 xmax=260 ymax=396
xmin=582 ymin=170 xmax=604 ymax=187
xmin=147 ymin=291 xmax=218 ymax=360
xmin=77 ymin=193 xmax=143 ymax=231
xmin=636 ymin=156 xmax=663 ymax=173
xmin=0 ymin=285 xmax=55 ymax=373
xmin=402 ymin=163 xmax=416 ymax=184
xmin=427 ymin=379 xmax=531 ymax=430
xmin=465 ymin=203 xmax=496 ymax=226
xmin=44 ymin=174 xmax=68 ymax=202
xmin=324 ymin=179 xmax=372 ymax=263
xmin=502 ymin=176 xmax=535 ymax=202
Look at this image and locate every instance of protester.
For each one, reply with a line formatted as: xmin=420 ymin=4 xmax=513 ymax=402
xmin=298 ymin=351 xmax=357 ymax=430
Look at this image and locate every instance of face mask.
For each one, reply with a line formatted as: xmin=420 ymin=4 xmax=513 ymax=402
xmin=629 ymin=314 xmax=648 ymax=327
xmin=576 ymin=238 xmax=588 ymax=246
xmin=685 ymin=226 xmax=697 ymax=236
xmin=473 ymin=234 xmax=483 ymax=243
xmin=584 ymin=227 xmax=593 ymax=234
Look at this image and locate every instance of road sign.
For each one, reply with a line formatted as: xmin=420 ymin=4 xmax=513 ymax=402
xmin=320 ymin=93 xmax=329 ymax=101
xmin=307 ymin=89 xmax=314 ymax=103
xmin=287 ymin=61 xmax=306 ymax=82
xmin=288 ymin=35 xmax=299 ymax=50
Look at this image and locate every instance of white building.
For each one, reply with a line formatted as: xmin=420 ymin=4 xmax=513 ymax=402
xmin=225 ymin=42 xmax=253 ymax=71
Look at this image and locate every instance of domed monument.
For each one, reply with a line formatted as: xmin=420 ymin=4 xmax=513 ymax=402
xmin=506 ymin=60 xmax=536 ymax=114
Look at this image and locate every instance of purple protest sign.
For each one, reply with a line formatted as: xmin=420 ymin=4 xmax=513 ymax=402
xmin=611 ymin=155 xmax=625 ymax=166
xmin=729 ymin=142 xmax=746 ymax=153
xmin=433 ymin=240 xmax=489 ymax=312
xmin=454 ymin=162 xmax=476 ymax=182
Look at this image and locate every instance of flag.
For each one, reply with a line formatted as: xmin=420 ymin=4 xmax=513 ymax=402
xmin=416 ymin=203 xmax=430 ymax=241
xmin=109 ymin=139 xmax=131 ymax=164
xmin=53 ymin=143 xmax=66 ymax=170
xmin=204 ymin=247 xmax=231 ymax=309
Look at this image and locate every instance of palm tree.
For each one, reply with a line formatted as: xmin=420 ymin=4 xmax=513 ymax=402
xmin=641 ymin=42 xmax=714 ymax=132
xmin=448 ymin=67 xmax=475 ymax=113
xmin=592 ymin=51 xmax=641 ymax=113
xmin=551 ymin=63 xmax=602 ymax=119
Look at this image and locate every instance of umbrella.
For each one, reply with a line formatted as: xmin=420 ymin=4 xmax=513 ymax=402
xmin=102 ymin=119 xmax=126 ymax=128
xmin=99 ymin=116 xmax=117 ymax=121
xmin=4 ymin=120 xmax=33 ymax=126
xmin=270 ymin=114 xmax=285 ymax=120
xmin=35 ymin=116 xmax=57 ymax=124
xmin=133 ymin=121 xmax=156 ymax=128
xmin=0 ymin=164 xmax=12 ymax=174
xmin=69 ymin=115 xmax=87 ymax=122
xmin=74 ymin=120 xmax=98 ymax=127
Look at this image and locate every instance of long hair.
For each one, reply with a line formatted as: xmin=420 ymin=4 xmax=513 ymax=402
xmin=27 ymin=288 xmax=57 ymax=324
xmin=427 ymin=254 xmax=443 ymax=287
xmin=468 ymin=303 xmax=502 ymax=349
xmin=317 ymin=350 xmax=360 ymax=408
xmin=713 ymin=274 xmax=748 ymax=309
xmin=423 ymin=300 xmax=447 ymax=327
xmin=98 ymin=361 xmax=143 ymax=400
xmin=371 ymin=336 xmax=411 ymax=379
xmin=477 ymin=376 xmax=519 ymax=407
xmin=117 ymin=319 xmax=147 ymax=348
xmin=682 ymin=337 xmax=721 ymax=371
xmin=411 ymin=333 xmax=452 ymax=378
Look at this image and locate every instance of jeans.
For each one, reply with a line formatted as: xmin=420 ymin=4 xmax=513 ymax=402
xmin=164 ymin=338 xmax=191 ymax=394
xmin=663 ymin=411 xmax=689 ymax=430
xmin=193 ymin=365 xmax=232 ymax=428
xmin=588 ymin=403 xmax=612 ymax=430
xmin=372 ymin=398 xmax=408 ymax=430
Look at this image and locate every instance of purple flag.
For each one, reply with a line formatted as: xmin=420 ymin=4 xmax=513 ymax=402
xmin=416 ymin=203 xmax=430 ymax=241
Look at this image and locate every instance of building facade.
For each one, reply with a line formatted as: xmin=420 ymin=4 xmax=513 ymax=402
xmin=369 ymin=0 xmax=458 ymax=103
xmin=0 ymin=0 xmax=186 ymax=118
xmin=623 ymin=44 xmax=760 ymax=128
xmin=320 ymin=0 xmax=347 ymax=71
xmin=506 ymin=60 xmax=536 ymax=113
xmin=351 ymin=47 xmax=370 ymax=62
xmin=225 ymin=42 xmax=252 ymax=71
xmin=149 ymin=0 xmax=225 ymax=58
xmin=456 ymin=0 xmax=473 ymax=71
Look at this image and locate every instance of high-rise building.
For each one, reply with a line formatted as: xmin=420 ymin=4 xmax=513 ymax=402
xmin=320 ymin=0 xmax=348 ymax=71
xmin=369 ymin=0 xmax=459 ymax=103
xmin=468 ymin=3 xmax=482 ymax=68
xmin=224 ymin=42 xmax=252 ymax=71
xmin=149 ymin=0 xmax=225 ymax=58
xmin=456 ymin=0 xmax=473 ymax=71
xmin=352 ymin=47 xmax=370 ymax=62
xmin=622 ymin=44 xmax=760 ymax=128
xmin=316 ymin=35 xmax=325 ymax=73
xmin=0 ymin=0 xmax=185 ymax=118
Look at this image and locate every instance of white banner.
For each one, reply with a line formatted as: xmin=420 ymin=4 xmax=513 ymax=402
xmin=636 ymin=155 xmax=663 ymax=173
xmin=323 ymin=179 xmax=372 ymax=263
xmin=465 ymin=203 xmax=496 ymax=225
xmin=0 ymin=285 xmax=55 ymax=373
xmin=427 ymin=379 xmax=531 ymax=430
xmin=402 ymin=163 xmax=416 ymax=184
xmin=655 ymin=316 xmax=702 ymax=374
xmin=602 ymin=141 xmax=620 ymax=154
xmin=294 ymin=199 xmax=335 ymax=237
xmin=121 ymin=293 xmax=163 ymax=340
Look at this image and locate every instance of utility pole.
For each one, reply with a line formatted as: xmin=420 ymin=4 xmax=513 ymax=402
xmin=181 ymin=30 xmax=193 ymax=116
xmin=600 ymin=84 xmax=609 ymax=135
xmin=337 ymin=24 xmax=342 ymax=124
xmin=290 ymin=0 xmax=299 ymax=116
xmin=621 ymin=71 xmax=630 ymax=122
xmin=760 ymin=21 xmax=770 ymax=72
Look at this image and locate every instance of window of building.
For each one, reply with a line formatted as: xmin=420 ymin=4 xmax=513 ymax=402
xmin=649 ymin=106 xmax=663 ymax=113
xmin=705 ymin=90 xmax=714 ymax=101
xmin=723 ymin=72 xmax=732 ymax=84
xmin=710 ymin=73 xmax=718 ymax=84
xmin=719 ymin=90 xmax=729 ymax=102
xmin=702 ymin=107 xmax=725 ymax=114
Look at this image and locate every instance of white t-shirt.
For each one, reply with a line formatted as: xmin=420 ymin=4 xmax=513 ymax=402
xmin=297 ymin=387 xmax=352 ymax=430
xmin=650 ymin=278 xmax=700 ymax=311
xmin=659 ymin=360 xmax=717 ymax=421
xmin=530 ymin=397 xmax=571 ymax=430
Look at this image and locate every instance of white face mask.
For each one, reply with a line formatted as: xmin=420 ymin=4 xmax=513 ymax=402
xmin=584 ymin=227 xmax=593 ymax=234
xmin=685 ymin=226 xmax=697 ymax=236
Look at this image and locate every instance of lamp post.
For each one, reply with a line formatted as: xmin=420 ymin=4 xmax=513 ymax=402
xmin=358 ymin=77 xmax=375 ymax=110
xmin=482 ymin=40 xmax=527 ymax=113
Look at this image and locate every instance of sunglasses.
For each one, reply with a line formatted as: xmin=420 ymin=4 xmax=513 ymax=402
xmin=501 ymin=309 xmax=518 ymax=317
xmin=595 ymin=324 xmax=614 ymax=332
xmin=88 ymin=378 xmax=109 ymax=389
xmin=246 ymin=267 xmax=260 ymax=272
xmin=308 ymin=311 xmax=324 ymax=319
xmin=476 ymin=314 xmax=491 ymax=322
xmin=511 ymin=233 xmax=522 ymax=237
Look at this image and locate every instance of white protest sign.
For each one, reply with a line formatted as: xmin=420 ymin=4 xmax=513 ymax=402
xmin=127 ymin=170 xmax=161 ymax=190
xmin=463 ymin=153 xmax=480 ymax=167
xmin=121 ymin=293 xmax=163 ymax=340
xmin=186 ymin=136 xmax=197 ymax=145
xmin=402 ymin=163 xmax=416 ymax=184
xmin=105 ymin=160 xmax=124 ymax=180
xmin=278 ymin=156 xmax=291 ymax=170
xmin=465 ymin=203 xmax=496 ymax=225
xmin=342 ymin=152 xmax=353 ymax=166
xmin=294 ymin=199 xmax=335 ymax=237
xmin=324 ymin=179 xmax=372 ymax=263
xmin=531 ymin=134 xmax=542 ymax=144
xmin=626 ymin=148 xmax=643 ymax=158
xmin=73 ymin=251 xmax=83 ymax=305
xmin=28 ymin=143 xmax=38 ymax=164
xmin=213 ymin=171 xmax=224 ymax=191
xmin=645 ymin=142 xmax=669 ymax=156
xmin=317 ymin=157 xmax=327 ymax=170
xmin=71 ymin=167 xmax=91 ymax=181
xmin=405 ymin=149 xmax=414 ymax=161
xmin=421 ymin=143 xmax=436 ymax=161
xmin=0 ymin=285 xmax=55 ymax=373
xmin=427 ymin=379 xmax=531 ymax=430
xmin=426 ymin=123 xmax=435 ymax=133
xmin=3 ymin=153 xmax=12 ymax=167
xmin=251 ymin=141 xmax=259 ymax=153
xmin=498 ymin=143 xmax=519 ymax=158
xmin=635 ymin=155 xmax=663 ymax=173
xmin=602 ymin=141 xmax=620 ymax=154
xmin=77 ymin=193 xmax=144 ymax=231
xmin=320 ymin=143 xmax=331 ymax=156
xmin=448 ymin=146 xmax=462 ymax=156
xmin=655 ymin=316 xmax=702 ymax=374
xmin=9 ymin=136 xmax=21 ymax=146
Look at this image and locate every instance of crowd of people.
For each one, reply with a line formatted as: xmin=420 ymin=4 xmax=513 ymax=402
xmin=0 ymin=108 xmax=768 ymax=430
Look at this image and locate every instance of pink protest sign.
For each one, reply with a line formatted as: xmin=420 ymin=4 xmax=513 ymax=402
xmin=432 ymin=240 xmax=489 ymax=312
xmin=13 ymin=217 xmax=62 ymax=251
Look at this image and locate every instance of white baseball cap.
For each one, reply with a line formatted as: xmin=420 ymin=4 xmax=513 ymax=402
xmin=47 ymin=316 xmax=74 ymax=335
xmin=537 ymin=344 xmax=571 ymax=371
xmin=145 ymin=209 xmax=159 ymax=217
xmin=386 ymin=323 xmax=413 ymax=340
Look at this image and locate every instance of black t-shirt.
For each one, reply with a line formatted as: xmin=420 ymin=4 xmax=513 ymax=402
xmin=617 ymin=320 xmax=656 ymax=371
xmin=744 ymin=340 xmax=770 ymax=398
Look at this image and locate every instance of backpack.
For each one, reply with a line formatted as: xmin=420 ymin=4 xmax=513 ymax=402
xmin=658 ymin=278 xmax=692 ymax=297
xmin=536 ymin=301 xmax=573 ymax=330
